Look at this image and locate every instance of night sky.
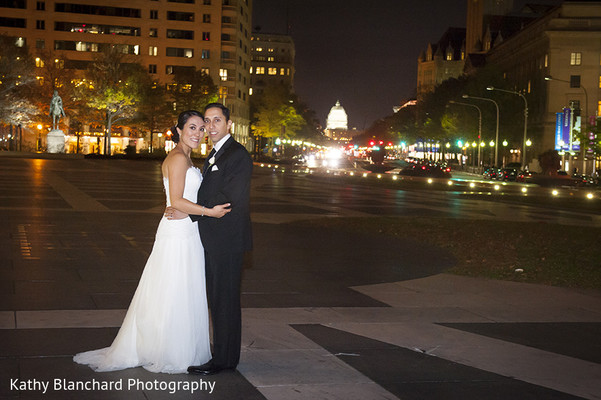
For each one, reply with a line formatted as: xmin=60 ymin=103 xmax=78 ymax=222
xmin=252 ymin=0 xmax=467 ymax=129
xmin=252 ymin=0 xmax=562 ymax=130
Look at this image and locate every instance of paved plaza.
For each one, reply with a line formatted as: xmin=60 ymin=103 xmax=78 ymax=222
xmin=0 ymin=154 xmax=600 ymax=399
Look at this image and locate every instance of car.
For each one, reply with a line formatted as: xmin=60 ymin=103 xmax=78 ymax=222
xmin=483 ymin=166 xmax=500 ymax=180
xmin=516 ymin=170 xmax=535 ymax=182
xmin=572 ymin=173 xmax=595 ymax=186
xmin=498 ymin=167 xmax=518 ymax=181
xmin=399 ymin=163 xmax=452 ymax=178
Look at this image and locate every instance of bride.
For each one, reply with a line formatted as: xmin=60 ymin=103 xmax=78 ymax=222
xmin=74 ymin=110 xmax=231 ymax=374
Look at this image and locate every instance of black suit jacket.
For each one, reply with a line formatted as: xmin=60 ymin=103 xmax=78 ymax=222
xmin=191 ymin=137 xmax=253 ymax=255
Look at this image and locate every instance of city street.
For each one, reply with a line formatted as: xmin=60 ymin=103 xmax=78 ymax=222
xmin=1 ymin=155 xmax=600 ymax=399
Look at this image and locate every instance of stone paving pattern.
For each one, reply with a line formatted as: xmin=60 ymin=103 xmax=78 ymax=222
xmin=0 ymin=155 xmax=600 ymax=399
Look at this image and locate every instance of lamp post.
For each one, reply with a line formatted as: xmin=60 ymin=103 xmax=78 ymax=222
xmin=545 ymin=75 xmax=590 ymax=174
xmin=487 ymin=86 xmax=528 ymax=170
xmin=36 ymin=124 xmax=43 ymax=152
xmin=463 ymin=94 xmax=500 ymax=166
xmin=449 ymin=100 xmax=482 ymax=171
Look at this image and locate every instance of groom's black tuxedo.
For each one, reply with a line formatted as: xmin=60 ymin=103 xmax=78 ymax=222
xmin=196 ymin=136 xmax=252 ymax=254
xmin=190 ymin=136 xmax=252 ymax=369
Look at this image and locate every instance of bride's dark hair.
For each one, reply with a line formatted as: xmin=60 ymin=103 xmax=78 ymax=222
xmin=171 ymin=110 xmax=204 ymax=144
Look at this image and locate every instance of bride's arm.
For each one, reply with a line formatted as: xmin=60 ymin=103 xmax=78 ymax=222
xmin=165 ymin=154 xmax=231 ymax=218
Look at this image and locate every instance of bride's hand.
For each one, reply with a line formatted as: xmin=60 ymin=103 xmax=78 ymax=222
xmin=165 ymin=206 xmax=188 ymax=220
xmin=210 ymin=203 xmax=231 ymax=218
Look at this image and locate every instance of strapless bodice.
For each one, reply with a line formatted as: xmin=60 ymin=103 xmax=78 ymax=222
xmin=163 ymin=166 xmax=202 ymax=206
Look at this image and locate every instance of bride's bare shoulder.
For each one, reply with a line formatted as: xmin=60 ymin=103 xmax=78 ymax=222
xmin=162 ymin=149 xmax=189 ymax=176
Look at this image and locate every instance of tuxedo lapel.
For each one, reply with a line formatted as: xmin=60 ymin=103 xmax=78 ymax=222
xmin=202 ymin=148 xmax=216 ymax=176
xmin=214 ymin=137 xmax=234 ymax=163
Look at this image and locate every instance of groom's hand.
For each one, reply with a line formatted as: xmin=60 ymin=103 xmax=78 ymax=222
xmin=164 ymin=206 xmax=188 ymax=220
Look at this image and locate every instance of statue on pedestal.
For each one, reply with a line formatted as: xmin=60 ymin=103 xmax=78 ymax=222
xmin=47 ymin=90 xmax=66 ymax=153
xmin=49 ymin=90 xmax=66 ymax=130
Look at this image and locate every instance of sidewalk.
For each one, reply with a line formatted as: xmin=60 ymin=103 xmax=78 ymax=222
xmin=1 ymin=156 xmax=600 ymax=399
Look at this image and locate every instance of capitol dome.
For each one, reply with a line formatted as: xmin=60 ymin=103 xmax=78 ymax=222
xmin=326 ymin=100 xmax=348 ymax=130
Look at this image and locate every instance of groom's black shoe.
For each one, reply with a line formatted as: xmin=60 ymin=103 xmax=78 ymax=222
xmin=187 ymin=361 xmax=232 ymax=375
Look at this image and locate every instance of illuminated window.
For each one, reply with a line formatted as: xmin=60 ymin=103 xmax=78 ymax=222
xmin=256 ymin=47 xmax=263 ymax=52
xmin=527 ymin=80 xmax=531 ymax=93
xmin=249 ymin=66 xmax=253 ymax=74
xmin=149 ymin=46 xmax=158 ymax=56
xmin=249 ymin=87 xmax=253 ymax=95
xmin=267 ymin=56 xmax=274 ymax=62
xmin=544 ymin=54 xmax=548 ymax=67
xmin=200 ymin=68 xmax=209 ymax=75
xmin=201 ymin=49 xmax=210 ymax=59
xmin=149 ymin=28 xmax=158 ymax=37
xmin=598 ymin=101 xmax=601 ymax=116
xmin=599 ymin=75 xmax=601 ymax=89
xmin=570 ymin=52 xmax=581 ymax=65
xmin=219 ymin=68 xmax=227 ymax=81
xmin=35 ymin=57 xmax=44 ymax=67
xmin=286 ymin=68 xmax=290 ymax=75
xmin=267 ymin=48 xmax=274 ymax=52
xmin=446 ymin=52 xmax=452 ymax=61
xmin=268 ymin=67 xmax=277 ymax=75
xmin=15 ymin=37 xmax=25 ymax=47
xmin=280 ymin=68 xmax=285 ymax=75
xmin=255 ymin=67 xmax=264 ymax=74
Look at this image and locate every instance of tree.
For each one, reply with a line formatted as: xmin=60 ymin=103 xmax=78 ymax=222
xmin=538 ymin=149 xmax=561 ymax=175
xmin=251 ymin=84 xmax=306 ymax=152
xmin=30 ymin=50 xmax=77 ymax=125
xmin=79 ymin=47 xmax=147 ymax=155
xmin=0 ymin=35 xmax=37 ymax=127
xmin=170 ymin=68 xmax=218 ymax=115
xmin=132 ymin=78 xmax=172 ymax=153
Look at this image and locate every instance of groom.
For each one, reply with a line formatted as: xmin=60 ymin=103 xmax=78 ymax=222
xmin=188 ymin=103 xmax=253 ymax=374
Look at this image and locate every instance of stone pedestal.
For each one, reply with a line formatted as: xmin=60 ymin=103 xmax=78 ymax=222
xmin=47 ymin=130 xmax=66 ymax=153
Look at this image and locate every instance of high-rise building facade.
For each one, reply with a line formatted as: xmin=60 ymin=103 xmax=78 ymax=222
xmin=250 ymin=32 xmax=295 ymax=95
xmin=0 ymin=0 xmax=253 ymax=150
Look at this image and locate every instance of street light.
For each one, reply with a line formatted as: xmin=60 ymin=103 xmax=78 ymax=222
xmin=463 ymin=94 xmax=500 ymax=166
xmin=487 ymin=86 xmax=528 ymax=170
xmin=449 ymin=100 xmax=482 ymax=170
xmin=545 ymin=75 xmax=590 ymax=173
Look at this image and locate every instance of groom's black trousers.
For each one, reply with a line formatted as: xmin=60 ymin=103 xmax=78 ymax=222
xmin=204 ymin=250 xmax=243 ymax=369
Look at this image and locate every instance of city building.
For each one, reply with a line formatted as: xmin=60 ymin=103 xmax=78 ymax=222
xmin=484 ymin=1 xmax=601 ymax=173
xmin=324 ymin=100 xmax=350 ymax=142
xmin=0 ymin=0 xmax=253 ymax=153
xmin=416 ymin=27 xmax=466 ymax=99
xmin=250 ymin=32 xmax=295 ymax=95
xmin=466 ymin=0 xmax=515 ymax=54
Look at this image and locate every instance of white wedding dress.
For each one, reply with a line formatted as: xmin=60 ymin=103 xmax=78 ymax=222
xmin=74 ymin=167 xmax=211 ymax=374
